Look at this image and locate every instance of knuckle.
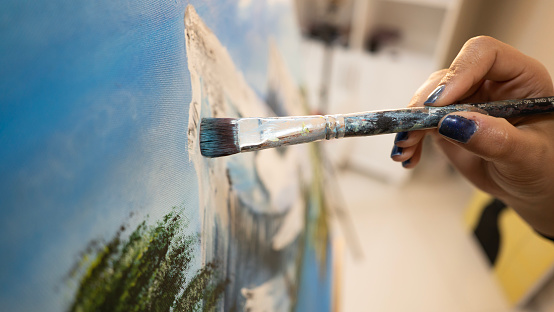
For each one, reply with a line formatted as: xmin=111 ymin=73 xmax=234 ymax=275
xmin=464 ymin=35 xmax=496 ymax=49
xmin=409 ymin=91 xmax=428 ymax=107
xmin=489 ymin=128 xmax=513 ymax=160
xmin=480 ymin=119 xmax=514 ymax=161
xmin=444 ymin=59 xmax=470 ymax=83
xmin=441 ymin=37 xmax=496 ymax=84
xmin=429 ymin=69 xmax=448 ymax=81
xmin=409 ymin=69 xmax=448 ymax=107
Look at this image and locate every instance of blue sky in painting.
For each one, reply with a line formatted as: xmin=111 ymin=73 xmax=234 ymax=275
xmin=0 ymin=0 xmax=308 ymax=311
xmin=1 ymin=1 xmax=197 ymax=311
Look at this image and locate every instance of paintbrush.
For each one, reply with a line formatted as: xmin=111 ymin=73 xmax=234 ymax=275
xmin=199 ymin=96 xmax=554 ymax=158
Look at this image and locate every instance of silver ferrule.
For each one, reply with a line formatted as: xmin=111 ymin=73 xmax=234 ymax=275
xmin=237 ymin=115 xmax=345 ymax=152
xmin=324 ymin=114 xmax=345 ymax=140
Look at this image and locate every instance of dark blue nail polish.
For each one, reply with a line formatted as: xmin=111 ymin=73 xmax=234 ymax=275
xmin=391 ymin=145 xmax=403 ymax=157
xmin=394 ymin=131 xmax=409 ymax=143
xmin=402 ymin=159 xmax=411 ymax=167
xmin=424 ymin=85 xmax=445 ymax=105
xmin=439 ymin=115 xmax=477 ymax=143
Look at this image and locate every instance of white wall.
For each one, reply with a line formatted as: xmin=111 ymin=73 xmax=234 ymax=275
xmin=450 ymin=0 xmax=554 ymax=78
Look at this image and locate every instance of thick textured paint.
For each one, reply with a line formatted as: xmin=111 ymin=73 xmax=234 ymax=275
xmin=67 ymin=206 xmax=228 ymax=312
xmin=0 ymin=2 xmax=198 ymax=311
xmin=1 ymin=0 xmax=334 ymax=311
xmin=185 ymin=5 xmax=333 ymax=311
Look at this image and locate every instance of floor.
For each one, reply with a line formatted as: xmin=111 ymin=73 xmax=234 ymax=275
xmin=334 ymin=155 xmax=511 ymax=312
xmin=299 ymin=39 xmax=519 ymax=312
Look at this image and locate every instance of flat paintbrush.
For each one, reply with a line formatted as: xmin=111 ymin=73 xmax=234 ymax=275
xmin=199 ymin=96 xmax=554 ymax=158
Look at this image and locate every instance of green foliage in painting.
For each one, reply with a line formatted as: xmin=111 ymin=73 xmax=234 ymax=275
xmin=68 ymin=207 xmax=228 ymax=312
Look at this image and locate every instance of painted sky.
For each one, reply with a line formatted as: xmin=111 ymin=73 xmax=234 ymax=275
xmin=0 ymin=0 xmax=302 ymax=311
xmin=0 ymin=0 xmax=299 ymax=311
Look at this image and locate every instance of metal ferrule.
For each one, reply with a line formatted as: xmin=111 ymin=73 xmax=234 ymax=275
xmin=236 ymin=115 xmax=345 ymax=152
xmin=324 ymin=114 xmax=345 ymax=140
xmin=233 ymin=96 xmax=554 ymax=153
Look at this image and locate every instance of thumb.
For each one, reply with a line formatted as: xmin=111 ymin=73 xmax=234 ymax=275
xmin=437 ymin=112 xmax=530 ymax=164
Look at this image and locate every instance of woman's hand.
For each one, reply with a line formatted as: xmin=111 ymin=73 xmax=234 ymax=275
xmin=391 ymin=36 xmax=554 ymax=236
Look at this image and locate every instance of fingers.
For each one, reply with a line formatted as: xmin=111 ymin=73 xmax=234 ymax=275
xmin=402 ymin=141 xmax=422 ymax=169
xmin=436 ymin=111 xmax=554 ymax=237
xmin=409 ymin=69 xmax=448 ymax=107
xmin=434 ymin=111 xmax=554 ymax=202
xmin=394 ymin=130 xmax=426 ymax=148
xmin=394 ymin=36 xmax=552 ymax=169
xmin=424 ymin=36 xmax=553 ymax=106
xmin=437 ymin=111 xmax=542 ymax=170
xmin=390 ymin=130 xmax=425 ymax=168
xmin=391 ymin=69 xmax=447 ymax=168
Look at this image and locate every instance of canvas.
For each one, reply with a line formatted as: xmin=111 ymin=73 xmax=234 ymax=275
xmin=0 ymin=1 xmax=336 ymax=311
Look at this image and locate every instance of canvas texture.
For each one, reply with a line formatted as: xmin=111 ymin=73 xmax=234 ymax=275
xmin=0 ymin=1 xmax=334 ymax=311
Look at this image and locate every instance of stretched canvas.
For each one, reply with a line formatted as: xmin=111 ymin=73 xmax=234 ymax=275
xmin=0 ymin=1 xmax=336 ymax=311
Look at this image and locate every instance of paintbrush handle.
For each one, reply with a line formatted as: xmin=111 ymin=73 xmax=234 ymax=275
xmin=341 ymin=96 xmax=554 ymax=137
xmin=200 ymin=97 xmax=554 ymax=157
xmin=232 ymin=96 xmax=554 ymax=155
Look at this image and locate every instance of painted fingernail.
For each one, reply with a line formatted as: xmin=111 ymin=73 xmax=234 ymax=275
xmin=394 ymin=131 xmax=409 ymax=143
xmin=391 ymin=145 xmax=403 ymax=157
xmin=402 ymin=158 xmax=411 ymax=167
xmin=438 ymin=115 xmax=477 ymax=143
xmin=424 ymin=85 xmax=445 ymax=106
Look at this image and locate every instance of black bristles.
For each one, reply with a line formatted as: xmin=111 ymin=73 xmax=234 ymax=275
xmin=199 ymin=118 xmax=240 ymax=158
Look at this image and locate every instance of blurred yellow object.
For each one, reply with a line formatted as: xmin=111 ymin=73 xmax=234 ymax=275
xmin=465 ymin=191 xmax=554 ymax=306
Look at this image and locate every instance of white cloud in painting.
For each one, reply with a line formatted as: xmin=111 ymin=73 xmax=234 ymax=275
xmin=238 ymin=0 xmax=252 ymax=8
xmin=241 ymin=275 xmax=291 ymax=311
xmin=268 ymin=0 xmax=291 ymax=6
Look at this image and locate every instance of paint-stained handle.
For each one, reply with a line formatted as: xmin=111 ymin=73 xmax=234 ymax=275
xmin=342 ymin=96 xmax=554 ymax=137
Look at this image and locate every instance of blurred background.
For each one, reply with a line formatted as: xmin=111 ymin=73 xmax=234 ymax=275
xmin=291 ymin=0 xmax=554 ymax=311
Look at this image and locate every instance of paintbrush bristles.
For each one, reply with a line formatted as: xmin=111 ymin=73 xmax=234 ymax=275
xmin=200 ymin=118 xmax=240 ymax=157
xmin=198 ymin=97 xmax=554 ymax=158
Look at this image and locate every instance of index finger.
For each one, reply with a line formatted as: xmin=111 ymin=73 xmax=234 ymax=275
xmin=425 ymin=36 xmax=552 ymax=106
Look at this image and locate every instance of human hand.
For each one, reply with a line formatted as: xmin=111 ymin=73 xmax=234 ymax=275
xmin=391 ymin=36 xmax=554 ymax=236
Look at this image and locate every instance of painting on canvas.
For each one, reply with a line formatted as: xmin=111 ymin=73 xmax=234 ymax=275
xmin=0 ymin=1 xmax=336 ymax=311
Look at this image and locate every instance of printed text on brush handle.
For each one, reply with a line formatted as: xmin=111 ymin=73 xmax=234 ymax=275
xmin=342 ymin=97 xmax=554 ymax=137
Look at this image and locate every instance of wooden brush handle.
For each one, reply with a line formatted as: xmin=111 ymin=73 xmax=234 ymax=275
xmin=342 ymin=96 xmax=554 ymax=137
